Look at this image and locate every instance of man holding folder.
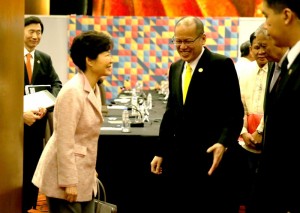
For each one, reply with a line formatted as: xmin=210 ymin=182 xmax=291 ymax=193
xmin=23 ymin=16 xmax=62 ymax=213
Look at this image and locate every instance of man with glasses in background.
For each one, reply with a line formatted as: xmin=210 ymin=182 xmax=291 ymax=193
xmin=150 ymin=16 xmax=244 ymax=213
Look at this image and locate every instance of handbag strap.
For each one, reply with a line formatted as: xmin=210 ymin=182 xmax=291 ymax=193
xmin=97 ymin=178 xmax=107 ymax=202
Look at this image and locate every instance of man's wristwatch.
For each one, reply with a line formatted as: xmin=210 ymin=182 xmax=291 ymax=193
xmin=256 ymin=130 xmax=263 ymax=135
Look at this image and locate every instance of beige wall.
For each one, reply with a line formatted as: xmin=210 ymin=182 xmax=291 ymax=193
xmin=35 ymin=15 xmax=69 ymax=84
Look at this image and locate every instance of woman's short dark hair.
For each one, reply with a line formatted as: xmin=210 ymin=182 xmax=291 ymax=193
xmin=70 ymin=31 xmax=113 ymax=71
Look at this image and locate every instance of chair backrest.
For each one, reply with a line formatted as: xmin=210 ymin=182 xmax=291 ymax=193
xmin=98 ymin=80 xmax=108 ymax=115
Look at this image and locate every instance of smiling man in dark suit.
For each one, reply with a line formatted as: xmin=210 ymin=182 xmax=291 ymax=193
xmin=23 ymin=16 xmax=62 ymax=213
xmin=150 ymin=16 xmax=244 ymax=213
xmin=248 ymin=1 xmax=300 ymax=212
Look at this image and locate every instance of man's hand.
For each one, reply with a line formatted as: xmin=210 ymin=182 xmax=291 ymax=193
xmin=150 ymin=156 xmax=163 ymax=175
xmin=23 ymin=110 xmax=42 ymax=126
xmin=242 ymin=132 xmax=262 ymax=150
xmin=23 ymin=107 xmax=47 ymax=126
xmin=206 ymin=143 xmax=226 ymax=176
xmin=38 ymin=107 xmax=47 ymax=117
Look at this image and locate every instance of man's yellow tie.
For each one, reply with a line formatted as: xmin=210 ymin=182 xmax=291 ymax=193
xmin=183 ymin=63 xmax=192 ymax=104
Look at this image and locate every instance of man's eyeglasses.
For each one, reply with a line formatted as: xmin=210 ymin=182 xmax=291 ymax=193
xmin=172 ymin=34 xmax=203 ymax=46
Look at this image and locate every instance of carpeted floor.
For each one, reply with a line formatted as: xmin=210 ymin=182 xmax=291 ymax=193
xmin=28 ymin=193 xmax=245 ymax=213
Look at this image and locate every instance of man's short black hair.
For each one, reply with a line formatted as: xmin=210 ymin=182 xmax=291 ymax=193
xmin=249 ymin=32 xmax=256 ymax=46
xmin=265 ymin=0 xmax=300 ymax=18
xmin=24 ymin=16 xmax=44 ymax=34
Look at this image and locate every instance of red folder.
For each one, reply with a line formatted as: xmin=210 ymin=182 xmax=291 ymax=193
xmin=247 ymin=114 xmax=263 ymax=134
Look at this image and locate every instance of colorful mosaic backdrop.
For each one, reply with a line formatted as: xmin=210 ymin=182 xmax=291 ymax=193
xmin=68 ymin=15 xmax=239 ymax=101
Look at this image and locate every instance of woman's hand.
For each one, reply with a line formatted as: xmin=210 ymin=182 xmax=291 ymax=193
xmin=65 ymin=186 xmax=78 ymax=202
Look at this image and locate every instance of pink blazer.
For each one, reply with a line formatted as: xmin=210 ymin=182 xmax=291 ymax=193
xmin=32 ymin=71 xmax=104 ymax=201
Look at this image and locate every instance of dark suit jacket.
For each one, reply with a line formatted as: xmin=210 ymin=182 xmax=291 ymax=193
xmin=157 ymin=47 xmax=244 ymax=173
xmin=23 ymin=48 xmax=62 ymax=157
xmin=24 ymin=50 xmax=62 ymax=96
xmin=23 ymin=49 xmax=62 ymax=210
xmin=23 ymin=49 xmax=62 ymax=149
xmin=254 ymin=54 xmax=300 ymax=212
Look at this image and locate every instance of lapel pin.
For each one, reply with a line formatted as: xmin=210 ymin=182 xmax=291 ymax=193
xmin=198 ymin=68 xmax=203 ymax=73
xmin=288 ymin=69 xmax=292 ymax=75
xmin=37 ymin=60 xmax=40 ymax=64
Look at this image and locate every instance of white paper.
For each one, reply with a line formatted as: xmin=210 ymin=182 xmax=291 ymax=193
xmin=100 ymin=127 xmax=123 ymax=131
xmin=24 ymin=90 xmax=56 ymax=112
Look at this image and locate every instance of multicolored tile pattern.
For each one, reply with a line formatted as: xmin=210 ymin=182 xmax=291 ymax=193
xmin=68 ymin=15 xmax=239 ymax=101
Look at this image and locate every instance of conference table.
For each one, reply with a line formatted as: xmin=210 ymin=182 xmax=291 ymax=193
xmin=96 ymin=90 xmax=167 ymax=213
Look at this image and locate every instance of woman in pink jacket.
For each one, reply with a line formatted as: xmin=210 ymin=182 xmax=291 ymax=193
xmin=32 ymin=30 xmax=114 ymax=213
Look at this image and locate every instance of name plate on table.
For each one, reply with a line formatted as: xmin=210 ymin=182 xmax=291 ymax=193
xmin=107 ymin=105 xmax=127 ymax=110
xmin=100 ymin=127 xmax=122 ymax=131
